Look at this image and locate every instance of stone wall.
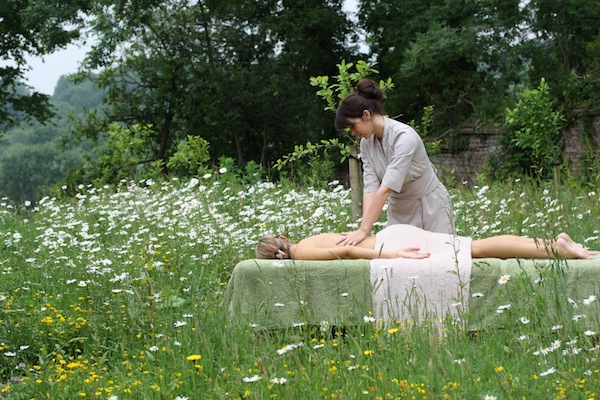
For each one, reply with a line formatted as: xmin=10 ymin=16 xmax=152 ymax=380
xmin=562 ymin=111 xmax=600 ymax=171
xmin=431 ymin=112 xmax=600 ymax=183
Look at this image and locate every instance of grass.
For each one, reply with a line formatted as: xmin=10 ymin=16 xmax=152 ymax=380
xmin=0 ymin=174 xmax=599 ymax=399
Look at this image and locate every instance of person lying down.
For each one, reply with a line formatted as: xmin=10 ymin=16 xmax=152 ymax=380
xmin=255 ymin=224 xmax=597 ymax=261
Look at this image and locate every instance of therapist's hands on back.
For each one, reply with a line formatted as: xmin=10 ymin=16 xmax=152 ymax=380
xmin=336 ymin=228 xmax=369 ymax=246
xmin=338 ymin=187 xmax=392 ymax=247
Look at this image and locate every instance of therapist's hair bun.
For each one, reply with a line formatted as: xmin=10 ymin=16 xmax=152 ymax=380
xmin=356 ymin=78 xmax=384 ymax=100
xmin=334 ymin=78 xmax=386 ymax=131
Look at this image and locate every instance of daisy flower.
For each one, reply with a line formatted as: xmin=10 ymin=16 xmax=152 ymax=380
xmin=243 ymin=374 xmax=261 ymax=383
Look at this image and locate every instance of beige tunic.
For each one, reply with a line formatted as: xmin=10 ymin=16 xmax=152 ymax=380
xmin=360 ymin=117 xmax=454 ymax=234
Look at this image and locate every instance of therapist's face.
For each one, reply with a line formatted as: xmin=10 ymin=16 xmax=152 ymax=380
xmin=346 ymin=110 xmax=374 ymax=139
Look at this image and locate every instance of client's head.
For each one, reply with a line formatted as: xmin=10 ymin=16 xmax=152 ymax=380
xmin=255 ymin=235 xmax=292 ymax=259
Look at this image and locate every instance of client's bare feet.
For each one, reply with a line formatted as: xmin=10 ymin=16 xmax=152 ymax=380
xmin=556 ymin=233 xmax=597 ymax=260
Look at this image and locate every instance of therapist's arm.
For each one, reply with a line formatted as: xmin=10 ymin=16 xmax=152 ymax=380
xmin=337 ymin=186 xmax=392 ymax=246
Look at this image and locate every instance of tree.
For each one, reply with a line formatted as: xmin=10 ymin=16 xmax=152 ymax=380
xmin=524 ymin=0 xmax=600 ymax=110
xmin=0 ymin=74 xmax=104 ymax=202
xmin=587 ymin=35 xmax=600 ymax=81
xmin=53 ymin=75 xmax=105 ymax=113
xmin=357 ymin=0 xmax=599 ymax=133
xmin=529 ymin=0 xmax=599 ymax=78
xmin=267 ymin=0 xmax=354 ymax=78
xmin=0 ymin=0 xmax=92 ymax=131
xmin=398 ymin=24 xmax=482 ymax=126
xmin=69 ymin=0 xmax=354 ymax=183
xmin=0 ymin=143 xmax=81 ymax=203
xmin=359 ymin=0 xmax=500 ymax=128
xmin=487 ymin=78 xmax=565 ymax=181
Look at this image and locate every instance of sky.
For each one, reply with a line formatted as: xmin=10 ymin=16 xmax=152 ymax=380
xmin=21 ymin=0 xmax=360 ymax=96
xmin=23 ymin=42 xmax=91 ymax=95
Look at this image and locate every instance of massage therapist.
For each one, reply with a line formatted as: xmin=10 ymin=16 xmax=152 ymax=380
xmin=334 ymin=78 xmax=454 ymax=246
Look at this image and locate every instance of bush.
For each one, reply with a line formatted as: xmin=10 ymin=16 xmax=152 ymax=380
xmin=486 ymin=78 xmax=564 ymax=181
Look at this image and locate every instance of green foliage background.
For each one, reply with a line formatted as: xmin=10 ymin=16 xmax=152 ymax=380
xmin=1 ymin=0 xmax=600 ymax=202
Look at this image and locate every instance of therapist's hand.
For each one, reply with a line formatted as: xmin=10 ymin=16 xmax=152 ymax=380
xmin=336 ymin=228 xmax=369 ymax=246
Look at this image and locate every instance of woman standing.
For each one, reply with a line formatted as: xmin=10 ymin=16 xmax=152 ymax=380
xmin=334 ymin=78 xmax=454 ymax=246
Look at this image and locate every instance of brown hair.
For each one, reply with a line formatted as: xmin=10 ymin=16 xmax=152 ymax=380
xmin=335 ymin=78 xmax=385 ymax=131
xmin=255 ymin=235 xmax=292 ymax=259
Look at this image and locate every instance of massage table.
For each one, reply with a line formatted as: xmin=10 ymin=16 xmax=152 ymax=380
xmin=226 ymin=257 xmax=600 ymax=329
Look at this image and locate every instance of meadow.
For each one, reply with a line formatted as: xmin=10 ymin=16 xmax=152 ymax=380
xmin=0 ymin=172 xmax=599 ymax=399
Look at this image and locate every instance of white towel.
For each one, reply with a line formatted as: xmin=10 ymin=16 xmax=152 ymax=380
xmin=370 ymin=225 xmax=472 ymax=325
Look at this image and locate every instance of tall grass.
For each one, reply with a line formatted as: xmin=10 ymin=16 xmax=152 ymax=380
xmin=0 ymin=174 xmax=598 ymax=399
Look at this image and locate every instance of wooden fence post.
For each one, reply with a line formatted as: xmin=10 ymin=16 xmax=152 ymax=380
xmin=348 ymin=144 xmax=363 ymax=222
